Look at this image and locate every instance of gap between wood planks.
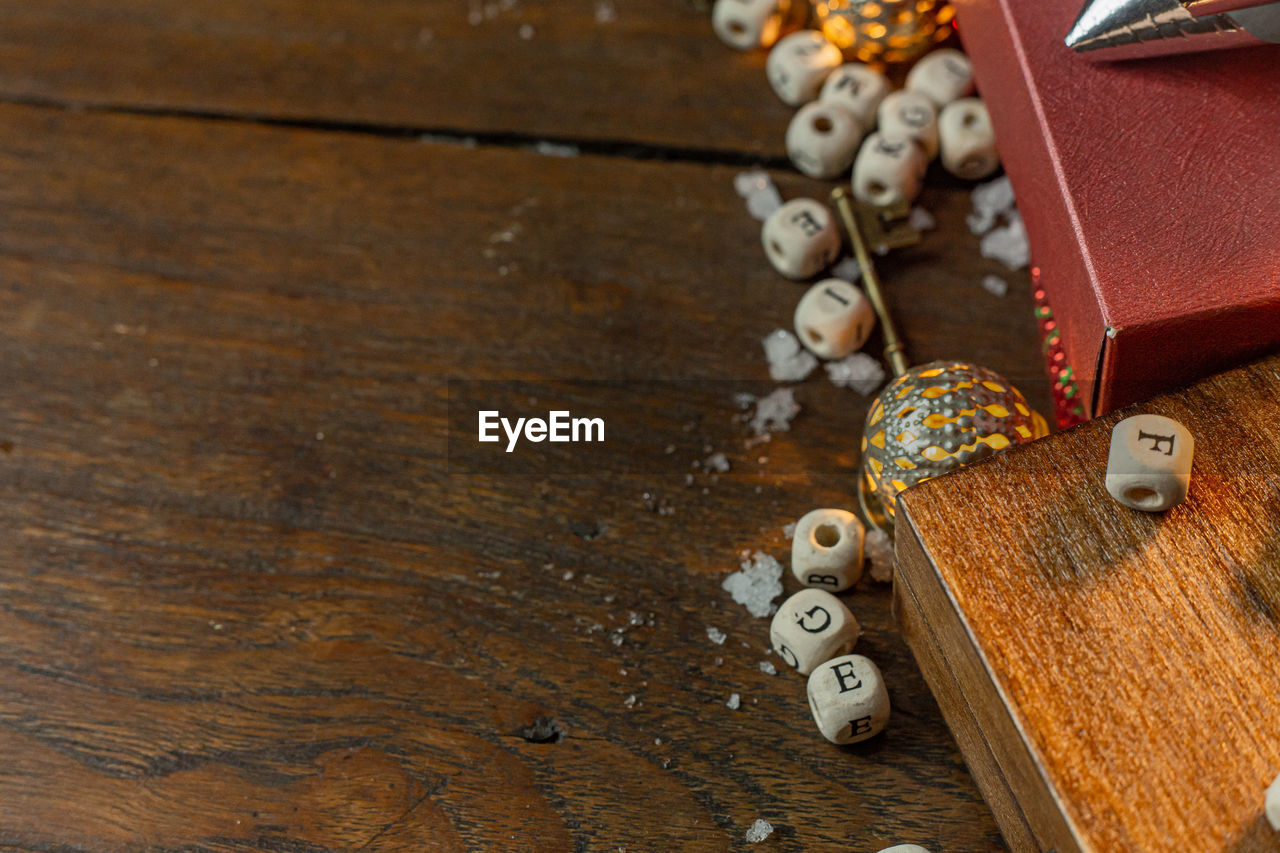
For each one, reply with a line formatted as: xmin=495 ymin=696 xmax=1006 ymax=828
xmin=0 ymin=92 xmax=791 ymax=170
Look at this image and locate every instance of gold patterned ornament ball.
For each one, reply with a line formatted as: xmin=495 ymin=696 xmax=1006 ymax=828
xmin=861 ymin=361 xmax=1049 ymax=521
xmin=814 ymin=0 xmax=955 ymax=65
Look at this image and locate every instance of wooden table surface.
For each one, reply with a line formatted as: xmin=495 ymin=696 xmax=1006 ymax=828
xmin=0 ymin=3 xmax=1052 ymax=850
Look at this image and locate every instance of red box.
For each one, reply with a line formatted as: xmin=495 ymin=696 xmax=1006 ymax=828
xmin=953 ymin=0 xmax=1280 ymax=415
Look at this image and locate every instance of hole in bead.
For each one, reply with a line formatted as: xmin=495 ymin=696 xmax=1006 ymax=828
xmin=1124 ymin=486 xmax=1163 ymax=509
xmin=867 ymin=180 xmax=888 ymax=198
xmin=812 ymin=114 xmax=834 ymax=134
xmin=728 ymin=20 xmax=746 ymax=35
xmin=806 ymin=327 xmax=824 ymax=345
xmin=962 ymin=111 xmax=978 ymax=128
xmin=813 ymin=523 xmax=841 ymax=548
xmin=769 ymin=239 xmax=783 ymax=257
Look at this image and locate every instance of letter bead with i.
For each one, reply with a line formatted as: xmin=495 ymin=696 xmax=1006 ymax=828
xmin=793 ymin=280 xmax=875 ymax=361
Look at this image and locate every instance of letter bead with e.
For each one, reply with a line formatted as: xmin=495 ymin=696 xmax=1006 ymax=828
xmin=761 ymin=198 xmax=841 ymax=280
xmin=806 ymin=653 xmax=890 ymax=744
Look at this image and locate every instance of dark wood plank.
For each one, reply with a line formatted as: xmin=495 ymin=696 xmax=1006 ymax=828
xmin=0 ymin=0 xmax=800 ymax=156
xmin=897 ymin=355 xmax=1280 ymax=852
xmin=0 ymin=100 xmax=1046 ymax=850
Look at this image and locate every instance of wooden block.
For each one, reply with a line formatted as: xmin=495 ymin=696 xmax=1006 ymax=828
xmin=896 ymin=354 xmax=1280 ymax=852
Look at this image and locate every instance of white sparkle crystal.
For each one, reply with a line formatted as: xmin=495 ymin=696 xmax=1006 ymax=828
xmin=749 ymin=388 xmax=801 ymax=435
xmin=726 ymin=692 xmax=741 ymax=710
xmin=782 ymin=521 xmax=797 ymax=539
xmin=829 ymin=256 xmax=863 ymax=282
xmin=909 ymin=206 xmax=937 ymax=232
xmin=982 ymin=274 xmax=1009 ymax=297
xmin=594 ymin=0 xmax=617 ymax=23
xmin=736 ymin=171 xmax=784 ymax=221
xmin=705 ymin=452 xmax=731 ymax=473
xmin=530 ymin=140 xmax=579 ymax=157
xmin=745 ymin=818 xmax=774 ymax=843
xmin=826 ymin=352 xmax=886 ymax=395
xmin=734 ymin=169 xmax=772 ymax=198
xmin=762 ymin=329 xmax=818 ymax=383
xmin=759 ymin=660 xmax=778 ymax=675
xmin=980 ymin=210 xmax=1029 ymax=270
xmin=972 ymin=175 xmax=1015 ymax=217
xmin=866 ymin=528 xmax=894 ymax=583
xmin=706 ymin=625 xmax=727 ymax=645
xmin=722 ymin=551 xmax=784 ymax=617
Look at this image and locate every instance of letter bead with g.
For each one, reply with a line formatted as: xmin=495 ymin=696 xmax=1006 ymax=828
xmin=769 ymin=588 xmax=859 ymax=675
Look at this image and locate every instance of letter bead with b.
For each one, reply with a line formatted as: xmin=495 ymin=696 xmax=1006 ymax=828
xmin=789 ymin=506 xmax=866 ymax=588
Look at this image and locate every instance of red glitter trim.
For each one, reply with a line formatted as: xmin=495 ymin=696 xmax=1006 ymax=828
xmin=1032 ymin=267 xmax=1088 ymax=430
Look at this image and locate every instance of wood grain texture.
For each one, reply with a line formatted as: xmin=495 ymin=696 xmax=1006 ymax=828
xmin=892 ymin=580 xmax=1040 ymax=853
xmin=897 ymin=356 xmax=1280 ymax=853
xmin=0 ymin=0 xmax=801 ymax=157
xmin=0 ymin=96 xmax=1048 ymax=850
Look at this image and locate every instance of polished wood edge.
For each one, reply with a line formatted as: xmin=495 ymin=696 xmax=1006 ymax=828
xmin=894 ymin=510 xmax=1087 ymax=853
xmin=892 ymin=572 xmax=1039 ymax=852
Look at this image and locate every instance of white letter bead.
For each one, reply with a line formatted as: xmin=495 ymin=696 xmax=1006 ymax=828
xmin=786 ymin=102 xmax=864 ymax=179
xmin=1266 ymin=773 xmax=1280 ymax=831
xmin=769 ymin=588 xmax=859 ymax=675
xmin=807 ymin=653 xmax=890 ymax=744
xmin=791 ymin=506 xmax=866 ymax=591
xmin=905 ymin=48 xmax=975 ymax=108
xmin=851 ymin=132 xmax=927 ymax=208
xmin=766 ymin=30 xmax=843 ymax=106
xmin=794 ymin=279 xmax=874 ymax=361
xmin=877 ymin=91 xmax=939 ymax=160
xmin=1105 ymin=414 xmax=1194 ymax=512
xmin=712 ymin=0 xmax=788 ymax=51
xmin=761 ymin=198 xmax=840 ymax=280
xmin=819 ymin=63 xmax=891 ymax=132
xmin=938 ymin=98 xmax=1000 ymax=180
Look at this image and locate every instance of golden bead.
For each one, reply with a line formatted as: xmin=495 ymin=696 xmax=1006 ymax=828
xmin=815 ymin=0 xmax=954 ymax=66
